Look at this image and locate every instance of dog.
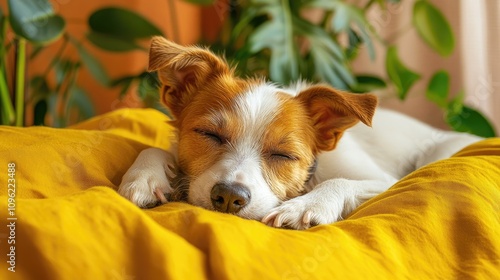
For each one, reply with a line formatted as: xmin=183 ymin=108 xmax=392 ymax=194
xmin=118 ymin=37 xmax=481 ymax=230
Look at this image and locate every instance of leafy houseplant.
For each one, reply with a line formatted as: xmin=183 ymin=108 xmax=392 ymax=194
xmin=1 ymin=0 xmax=496 ymax=137
xmin=203 ymin=0 xmax=495 ymax=137
xmin=0 ymin=0 xmax=164 ymax=127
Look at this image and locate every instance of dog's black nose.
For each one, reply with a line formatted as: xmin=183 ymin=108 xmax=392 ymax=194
xmin=210 ymin=183 xmax=251 ymax=213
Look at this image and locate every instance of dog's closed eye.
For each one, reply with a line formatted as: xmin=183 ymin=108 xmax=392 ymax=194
xmin=194 ymin=128 xmax=227 ymax=145
xmin=270 ymin=153 xmax=298 ymax=161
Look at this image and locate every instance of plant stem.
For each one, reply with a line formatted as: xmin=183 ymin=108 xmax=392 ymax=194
xmin=0 ymin=67 xmax=14 ymax=125
xmin=44 ymin=34 xmax=69 ymax=77
xmin=0 ymin=16 xmax=14 ymax=125
xmin=15 ymin=38 xmax=26 ymax=127
xmin=61 ymin=64 xmax=78 ymax=110
xmin=62 ymin=64 xmax=80 ymax=125
xmin=167 ymin=0 xmax=180 ymax=42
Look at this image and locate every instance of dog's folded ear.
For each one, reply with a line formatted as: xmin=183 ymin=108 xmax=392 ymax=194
xmin=297 ymin=85 xmax=378 ymax=151
xmin=148 ymin=36 xmax=230 ymax=118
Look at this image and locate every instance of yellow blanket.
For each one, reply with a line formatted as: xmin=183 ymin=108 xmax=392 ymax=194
xmin=1 ymin=108 xmax=499 ymax=279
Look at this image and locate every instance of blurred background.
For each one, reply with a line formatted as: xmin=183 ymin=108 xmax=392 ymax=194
xmin=0 ymin=0 xmax=498 ymax=137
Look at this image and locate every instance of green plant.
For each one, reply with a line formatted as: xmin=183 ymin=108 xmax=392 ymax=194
xmin=201 ymin=0 xmax=495 ymax=137
xmin=2 ymin=0 xmax=495 ymax=137
xmin=0 ymin=0 xmax=164 ymax=127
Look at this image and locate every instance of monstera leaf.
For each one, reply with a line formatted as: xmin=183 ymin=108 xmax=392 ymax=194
xmin=87 ymin=7 xmax=163 ymax=52
xmin=248 ymin=1 xmax=300 ymax=84
xmin=241 ymin=0 xmax=369 ymax=88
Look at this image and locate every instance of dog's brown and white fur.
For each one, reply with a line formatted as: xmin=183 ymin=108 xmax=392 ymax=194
xmin=119 ymin=37 xmax=481 ymax=230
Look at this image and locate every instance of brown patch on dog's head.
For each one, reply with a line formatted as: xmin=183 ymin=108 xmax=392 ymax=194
xmin=148 ymin=37 xmax=259 ymax=176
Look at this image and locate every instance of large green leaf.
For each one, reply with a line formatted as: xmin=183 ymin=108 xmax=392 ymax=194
xmin=306 ymin=1 xmax=375 ymax=60
xmin=386 ymin=46 xmax=421 ymax=100
xmin=351 ymin=75 xmax=387 ymax=93
xmin=413 ymin=0 xmax=454 ymax=56
xmin=331 ymin=2 xmax=351 ymax=32
xmin=247 ymin=0 xmax=359 ymax=86
xmin=88 ymin=7 xmax=162 ymax=41
xmin=182 ymin=0 xmax=215 ymax=5
xmin=426 ymin=70 xmax=449 ymax=108
xmin=293 ymin=17 xmax=353 ymax=88
xmin=248 ymin=1 xmax=299 ymax=84
xmin=311 ymin=48 xmax=347 ymax=89
xmin=248 ymin=0 xmax=300 ymax=84
xmin=70 ymin=38 xmax=110 ymax=86
xmin=8 ymin=0 xmax=65 ymax=44
xmin=86 ymin=31 xmax=145 ymax=52
xmin=88 ymin=7 xmax=162 ymax=53
xmin=446 ymin=105 xmax=496 ymax=138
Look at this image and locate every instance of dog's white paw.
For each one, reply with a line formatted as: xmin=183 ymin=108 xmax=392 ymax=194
xmin=261 ymin=195 xmax=343 ymax=230
xmin=118 ymin=148 xmax=176 ymax=208
xmin=262 ymin=179 xmax=363 ymax=230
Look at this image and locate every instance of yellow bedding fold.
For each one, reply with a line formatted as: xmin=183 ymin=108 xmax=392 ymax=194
xmin=1 ymin=108 xmax=499 ymax=279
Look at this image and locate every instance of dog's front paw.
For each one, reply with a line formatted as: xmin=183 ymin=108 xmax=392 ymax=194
xmin=261 ymin=195 xmax=343 ymax=230
xmin=261 ymin=180 xmax=363 ymax=230
xmin=118 ymin=168 xmax=174 ymax=208
xmin=118 ymin=148 xmax=176 ymax=208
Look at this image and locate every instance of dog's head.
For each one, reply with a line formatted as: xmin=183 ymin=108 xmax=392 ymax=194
xmin=149 ymin=37 xmax=377 ymax=220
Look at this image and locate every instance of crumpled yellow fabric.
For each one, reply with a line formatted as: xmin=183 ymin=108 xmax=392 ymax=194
xmin=0 ymin=108 xmax=499 ymax=280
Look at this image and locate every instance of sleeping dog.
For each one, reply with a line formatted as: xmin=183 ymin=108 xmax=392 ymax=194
xmin=118 ymin=37 xmax=481 ymax=230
